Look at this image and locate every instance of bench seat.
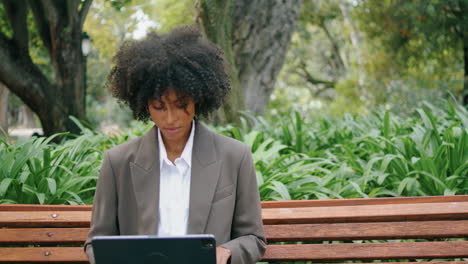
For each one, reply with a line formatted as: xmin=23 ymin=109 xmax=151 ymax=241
xmin=1 ymin=195 xmax=467 ymax=263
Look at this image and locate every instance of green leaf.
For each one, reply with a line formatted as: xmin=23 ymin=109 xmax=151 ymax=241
xmin=46 ymin=178 xmax=57 ymax=195
xmin=398 ymin=177 xmax=417 ymax=195
xmin=65 ymin=191 xmax=84 ymax=205
xmin=383 ymin=111 xmax=391 ymax=138
xmin=0 ymin=178 xmax=13 ymax=197
xmin=36 ymin=193 xmax=45 ymax=205
xmin=349 ymin=181 xmax=368 ymax=198
xmin=268 ymin=181 xmax=291 ymax=200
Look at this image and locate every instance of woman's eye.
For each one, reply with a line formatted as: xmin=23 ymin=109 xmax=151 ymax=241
xmin=177 ymin=103 xmax=188 ymax=109
xmin=152 ymin=105 xmax=165 ymax=110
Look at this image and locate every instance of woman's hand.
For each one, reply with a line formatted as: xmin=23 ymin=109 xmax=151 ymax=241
xmin=216 ymin=246 xmax=232 ymax=264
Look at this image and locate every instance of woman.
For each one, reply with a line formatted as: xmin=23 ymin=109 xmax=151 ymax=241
xmin=84 ymin=26 xmax=266 ymax=264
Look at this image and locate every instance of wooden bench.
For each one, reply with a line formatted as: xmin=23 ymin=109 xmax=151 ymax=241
xmin=1 ymin=195 xmax=468 ymax=263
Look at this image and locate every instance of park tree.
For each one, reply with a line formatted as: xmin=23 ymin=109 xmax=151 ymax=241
xmin=0 ymin=0 xmax=92 ymax=136
xmin=88 ymin=0 xmax=302 ymax=125
xmin=84 ymin=0 xmax=191 ymax=100
xmin=1 ymin=0 xmax=303 ymax=132
xmin=198 ymin=0 xmax=304 ymax=123
xmin=83 ymin=0 xmax=165 ymax=127
xmin=0 ymin=82 xmax=7 ymax=133
xmin=84 ymin=0 xmax=150 ymax=100
xmin=282 ymin=0 xmax=348 ymax=99
xmin=274 ymin=0 xmax=371 ymax=115
xmin=355 ymin=0 xmax=468 ymax=106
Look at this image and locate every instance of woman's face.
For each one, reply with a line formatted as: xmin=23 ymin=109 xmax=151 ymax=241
xmin=148 ymin=89 xmax=196 ymax=144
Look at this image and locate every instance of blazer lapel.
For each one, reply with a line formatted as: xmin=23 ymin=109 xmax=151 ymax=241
xmin=130 ymin=125 xmax=160 ymax=235
xmin=187 ymin=122 xmax=222 ymax=234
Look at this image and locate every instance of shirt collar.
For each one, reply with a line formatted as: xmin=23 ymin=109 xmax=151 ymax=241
xmin=158 ymin=120 xmax=195 ymax=168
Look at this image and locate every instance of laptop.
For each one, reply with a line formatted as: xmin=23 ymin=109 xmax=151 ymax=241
xmin=92 ymin=234 xmax=216 ymax=264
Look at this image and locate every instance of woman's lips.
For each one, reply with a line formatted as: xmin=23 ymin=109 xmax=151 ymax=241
xmin=165 ymin=127 xmax=181 ymax=134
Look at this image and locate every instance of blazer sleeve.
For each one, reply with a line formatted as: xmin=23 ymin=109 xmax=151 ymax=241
xmin=83 ymin=151 xmax=120 ymax=264
xmin=219 ymin=145 xmax=266 ymax=264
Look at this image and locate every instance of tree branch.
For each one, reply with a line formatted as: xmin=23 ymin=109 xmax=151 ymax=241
xmin=79 ymin=0 xmax=92 ymax=30
xmin=41 ymin=0 xmax=59 ymax=25
xmin=296 ymin=62 xmax=335 ymax=98
xmin=3 ymin=0 xmax=29 ymax=55
xmin=29 ymin=1 xmax=52 ymax=53
xmin=0 ymin=32 xmax=51 ymax=116
xmin=65 ymin=1 xmax=80 ymax=27
xmin=319 ymin=19 xmax=346 ymax=73
xmin=295 ymin=60 xmax=336 ymax=88
xmin=304 ymin=83 xmax=334 ymax=98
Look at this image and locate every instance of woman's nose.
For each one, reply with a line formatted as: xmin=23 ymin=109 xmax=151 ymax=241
xmin=166 ymin=107 xmax=177 ymax=123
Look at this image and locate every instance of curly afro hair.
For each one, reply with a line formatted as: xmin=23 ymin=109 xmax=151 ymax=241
xmin=108 ymin=25 xmax=231 ymax=121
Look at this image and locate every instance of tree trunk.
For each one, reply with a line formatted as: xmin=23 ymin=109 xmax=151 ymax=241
xmin=232 ymin=0 xmax=303 ymax=115
xmin=42 ymin=15 xmax=87 ymax=135
xmin=464 ymin=40 xmax=468 ymax=106
xmin=458 ymin=0 xmax=467 ymax=106
xmin=319 ymin=20 xmax=346 ymax=75
xmin=0 ymin=1 xmax=92 ymax=136
xmin=339 ymin=1 xmax=370 ymax=104
xmin=0 ymin=82 xmax=8 ymax=134
xmin=199 ymin=0 xmax=303 ymax=122
xmin=340 ymin=3 xmax=364 ymax=80
xmin=197 ymin=0 xmax=243 ymax=124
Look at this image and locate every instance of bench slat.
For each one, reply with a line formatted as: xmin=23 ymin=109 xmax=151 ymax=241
xmin=3 ymin=220 xmax=466 ymax=245
xmin=0 ymin=211 xmax=91 ymax=227
xmin=0 ymin=204 xmax=92 ymax=211
xmin=263 ymin=241 xmax=468 ymax=261
xmin=1 ymin=195 xmax=467 ymax=210
xmin=3 ymin=220 xmax=467 ymax=245
xmin=3 ymin=202 xmax=467 ymax=227
xmin=0 ymin=228 xmax=88 ymax=245
xmin=265 ymin=220 xmax=468 ymax=241
xmin=262 ymin=195 xmax=468 ymax=208
xmin=0 ymin=247 xmax=88 ymax=262
xmin=1 ymin=243 xmax=466 ymax=263
xmin=262 ymin=201 xmax=468 ymax=224
xmin=1 ymin=195 xmax=467 ymax=211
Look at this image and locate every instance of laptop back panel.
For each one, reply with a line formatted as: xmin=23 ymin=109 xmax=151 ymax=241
xmin=92 ymin=235 xmax=216 ymax=264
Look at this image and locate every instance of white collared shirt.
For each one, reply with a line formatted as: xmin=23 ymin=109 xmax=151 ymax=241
xmin=157 ymin=121 xmax=195 ymax=236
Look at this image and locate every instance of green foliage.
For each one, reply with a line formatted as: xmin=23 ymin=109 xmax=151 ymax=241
xmin=0 ymin=133 xmax=99 ymax=205
xmin=83 ymin=0 xmax=197 ymax=129
xmin=0 ymin=118 xmax=151 ymax=205
xmin=277 ymin=0 xmax=367 ymax=116
xmin=219 ymin=100 xmax=468 ymax=200
xmin=277 ymin=0 xmax=466 ymax=117
xmin=107 ymin=0 xmax=133 ymax=11
xmin=353 ymin=0 xmax=465 ymax=98
xmin=1 ymin=101 xmax=466 ymax=204
xmin=0 ymin=4 xmax=11 ymax=38
xmin=152 ymin=0 xmax=196 ymax=33
xmin=86 ymin=97 xmax=133 ymax=128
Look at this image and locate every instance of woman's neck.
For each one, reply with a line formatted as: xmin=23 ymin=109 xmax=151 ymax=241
xmin=162 ymin=131 xmax=191 ymax=162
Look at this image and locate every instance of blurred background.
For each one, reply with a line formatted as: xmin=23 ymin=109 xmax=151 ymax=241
xmin=1 ymin=0 xmax=466 ymax=136
xmin=0 ymin=0 xmax=467 ymax=204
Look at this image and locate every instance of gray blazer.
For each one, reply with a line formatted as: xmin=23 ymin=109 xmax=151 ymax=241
xmin=84 ymin=121 xmax=266 ymax=264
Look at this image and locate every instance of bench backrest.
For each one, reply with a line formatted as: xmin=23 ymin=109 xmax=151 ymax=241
xmin=1 ymin=195 xmax=468 ymax=263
